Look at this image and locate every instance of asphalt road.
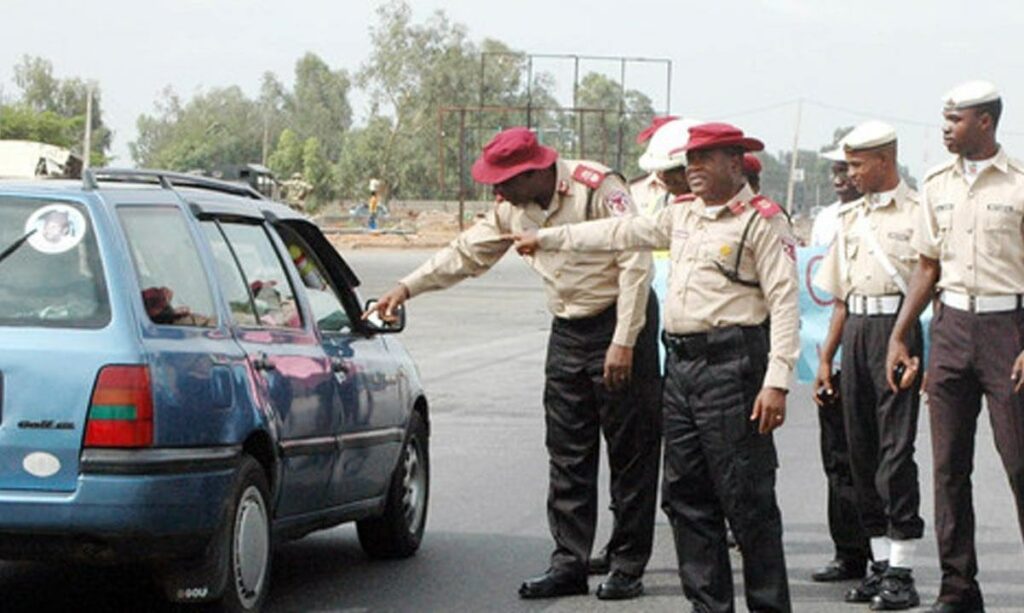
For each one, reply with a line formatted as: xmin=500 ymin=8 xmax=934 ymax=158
xmin=1 ymin=248 xmax=1021 ymax=612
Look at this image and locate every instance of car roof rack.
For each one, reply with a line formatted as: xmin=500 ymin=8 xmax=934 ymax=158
xmin=82 ymin=168 xmax=265 ymax=200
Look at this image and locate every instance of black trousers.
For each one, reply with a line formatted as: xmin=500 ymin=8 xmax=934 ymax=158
xmin=545 ymin=291 xmax=661 ymax=577
xmin=840 ymin=314 xmax=924 ymax=542
xmin=662 ymin=324 xmax=790 ymax=613
xmin=927 ymin=305 xmax=1024 ymax=607
xmin=817 ymin=373 xmax=870 ymax=563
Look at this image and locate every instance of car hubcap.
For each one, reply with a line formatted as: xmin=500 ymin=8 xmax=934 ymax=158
xmin=401 ymin=440 xmax=426 ymax=535
xmin=234 ymin=485 xmax=269 ymax=609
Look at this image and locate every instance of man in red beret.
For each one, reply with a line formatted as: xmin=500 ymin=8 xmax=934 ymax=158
xmin=515 ymin=122 xmax=799 ymax=612
xmin=368 ymin=127 xmax=660 ymax=601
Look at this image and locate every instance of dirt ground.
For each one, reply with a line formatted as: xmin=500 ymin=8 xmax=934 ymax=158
xmin=325 ymin=210 xmax=465 ymax=250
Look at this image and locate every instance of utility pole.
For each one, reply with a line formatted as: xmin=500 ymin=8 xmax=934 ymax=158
xmin=784 ymin=99 xmax=802 ymax=213
xmin=82 ymin=83 xmax=94 ymax=170
xmin=0 ymin=84 xmax=4 ymax=139
xmin=261 ymin=111 xmax=269 ymax=165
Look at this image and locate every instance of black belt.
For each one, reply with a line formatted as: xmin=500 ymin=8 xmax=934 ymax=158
xmin=663 ymin=324 xmax=768 ymax=363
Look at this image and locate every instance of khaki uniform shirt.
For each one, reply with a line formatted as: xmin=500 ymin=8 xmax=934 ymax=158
xmin=912 ymin=148 xmax=1024 ymax=295
xmin=400 ymin=159 xmax=653 ymax=347
xmin=630 ymin=172 xmax=667 ymax=217
xmin=815 ymin=181 xmax=920 ymax=299
xmin=536 ymin=184 xmax=799 ymax=390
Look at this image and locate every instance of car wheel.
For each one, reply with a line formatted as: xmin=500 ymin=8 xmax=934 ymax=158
xmin=357 ymin=412 xmax=429 ymax=559
xmin=155 ymin=456 xmax=272 ymax=611
xmin=217 ymin=456 xmax=272 ymax=612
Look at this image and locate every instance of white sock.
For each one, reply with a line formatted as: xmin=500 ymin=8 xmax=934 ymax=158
xmin=870 ymin=536 xmax=891 ymax=563
xmin=889 ymin=539 xmax=917 ymax=569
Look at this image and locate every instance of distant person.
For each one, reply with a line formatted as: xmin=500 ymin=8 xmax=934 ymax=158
xmin=812 ymin=145 xmax=862 ymax=247
xmin=368 ymin=178 xmax=381 ymax=230
xmin=887 ymin=80 xmax=1024 ymax=613
xmin=807 ymin=142 xmax=872 ymax=587
xmin=367 ymin=128 xmax=661 ymax=601
xmin=815 ymin=121 xmax=924 ymax=610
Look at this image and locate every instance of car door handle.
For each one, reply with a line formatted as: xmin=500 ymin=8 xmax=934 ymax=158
xmin=330 ymin=358 xmax=350 ymax=374
xmin=252 ymin=353 xmax=275 ymax=372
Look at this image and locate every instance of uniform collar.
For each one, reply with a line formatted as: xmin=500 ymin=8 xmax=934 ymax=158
xmin=954 ymin=146 xmax=1008 ymax=176
xmin=697 ymin=184 xmax=755 ymax=219
xmin=864 ymin=179 xmax=908 ymax=210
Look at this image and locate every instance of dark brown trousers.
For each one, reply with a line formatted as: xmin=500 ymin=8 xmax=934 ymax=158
xmin=840 ymin=314 xmax=925 ymax=541
xmin=927 ymin=304 xmax=1024 ymax=606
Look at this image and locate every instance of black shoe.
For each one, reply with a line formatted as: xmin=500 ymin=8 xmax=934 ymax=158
xmin=588 ymin=549 xmax=610 ymax=575
xmin=596 ymin=570 xmax=643 ymax=600
xmin=869 ymin=567 xmax=919 ymax=610
xmin=845 ymin=561 xmax=888 ymax=603
xmin=812 ymin=558 xmax=867 ymax=582
xmin=925 ymin=600 xmax=985 ymax=613
xmin=518 ymin=568 xmax=588 ymax=599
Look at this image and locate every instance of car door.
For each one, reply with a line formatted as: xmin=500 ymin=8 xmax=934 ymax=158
xmin=199 ymin=218 xmax=336 ymax=517
xmin=273 ymin=222 xmax=405 ymax=506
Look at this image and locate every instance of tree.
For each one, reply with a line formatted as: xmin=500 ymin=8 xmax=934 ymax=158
xmin=267 ymin=128 xmax=304 ymax=178
xmin=573 ymin=72 xmax=655 ymax=179
xmin=302 ymin=137 xmax=333 ymax=203
xmin=9 ymin=55 xmax=111 ymax=164
xmin=287 ymin=53 xmax=352 ymax=160
xmin=131 ymin=86 xmax=264 ymax=170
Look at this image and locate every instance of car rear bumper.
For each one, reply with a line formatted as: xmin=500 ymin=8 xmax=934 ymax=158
xmin=0 ymin=446 xmax=241 ymax=562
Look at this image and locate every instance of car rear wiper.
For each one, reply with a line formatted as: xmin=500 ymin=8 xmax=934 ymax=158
xmin=0 ymin=229 xmax=37 ymax=266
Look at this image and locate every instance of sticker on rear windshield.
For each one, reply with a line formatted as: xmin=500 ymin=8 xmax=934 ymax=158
xmin=24 ymin=204 xmax=87 ymax=254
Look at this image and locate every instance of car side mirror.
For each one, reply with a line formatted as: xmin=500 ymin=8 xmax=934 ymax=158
xmin=361 ymin=299 xmax=406 ymax=334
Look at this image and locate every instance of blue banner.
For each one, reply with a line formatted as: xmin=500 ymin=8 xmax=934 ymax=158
xmin=796 ymin=246 xmax=931 ymax=383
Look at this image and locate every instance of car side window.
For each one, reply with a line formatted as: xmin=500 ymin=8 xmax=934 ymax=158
xmin=274 ymin=224 xmax=352 ymax=333
xmin=217 ymin=221 xmax=302 ymax=330
xmin=199 ymin=221 xmax=259 ymax=327
xmin=118 ymin=206 xmax=217 ymax=328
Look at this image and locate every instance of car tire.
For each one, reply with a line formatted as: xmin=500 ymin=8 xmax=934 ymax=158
xmin=155 ymin=455 xmax=272 ymax=612
xmin=357 ymin=412 xmax=429 ymax=559
xmin=215 ymin=455 xmax=272 ymax=613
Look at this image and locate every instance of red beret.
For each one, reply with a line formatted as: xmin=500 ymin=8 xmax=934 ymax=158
xmin=471 ymin=127 xmax=558 ymax=185
xmin=671 ymin=122 xmax=764 ymax=155
xmin=742 ymin=153 xmax=763 ymax=176
xmin=635 ymin=115 xmax=680 ymax=144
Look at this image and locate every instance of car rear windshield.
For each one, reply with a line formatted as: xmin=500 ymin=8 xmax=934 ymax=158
xmin=0 ymin=196 xmax=110 ymax=328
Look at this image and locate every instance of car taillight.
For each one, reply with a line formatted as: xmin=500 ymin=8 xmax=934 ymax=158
xmin=84 ymin=365 xmax=154 ymax=448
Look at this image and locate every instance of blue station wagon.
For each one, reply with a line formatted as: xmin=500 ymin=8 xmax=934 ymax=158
xmin=0 ymin=170 xmax=430 ymax=612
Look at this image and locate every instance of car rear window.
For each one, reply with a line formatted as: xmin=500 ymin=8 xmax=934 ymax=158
xmin=118 ymin=206 xmax=218 ymax=328
xmin=0 ymin=196 xmax=110 ymax=328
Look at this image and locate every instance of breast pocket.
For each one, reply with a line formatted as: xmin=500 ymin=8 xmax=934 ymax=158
xmin=884 ymin=229 xmax=917 ymax=263
xmin=982 ymin=207 xmax=1023 ymax=257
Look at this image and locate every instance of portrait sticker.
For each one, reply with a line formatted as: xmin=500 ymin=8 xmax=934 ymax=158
xmin=24 ymin=203 xmax=87 ymax=254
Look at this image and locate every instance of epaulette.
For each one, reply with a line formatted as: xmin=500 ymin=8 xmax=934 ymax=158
xmin=924 ymin=157 xmax=956 ymax=182
xmin=1007 ymin=156 xmax=1024 ymax=174
xmin=750 ymin=195 xmax=784 ymax=219
xmin=572 ymin=164 xmax=606 ymax=189
xmin=673 ymin=193 xmax=696 ymax=204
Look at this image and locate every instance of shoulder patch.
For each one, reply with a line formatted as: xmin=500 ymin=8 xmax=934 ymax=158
xmin=572 ymin=164 xmax=606 ymax=189
xmin=673 ymin=193 xmax=696 ymax=204
xmin=604 ymin=190 xmax=633 ymax=216
xmin=750 ymin=195 xmax=783 ymax=219
xmin=1008 ymin=157 xmax=1024 ymax=174
xmin=924 ymin=157 xmax=956 ymax=182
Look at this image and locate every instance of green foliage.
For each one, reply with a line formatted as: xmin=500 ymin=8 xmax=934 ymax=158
xmin=267 ymin=129 xmax=303 ymax=178
xmin=288 ymin=53 xmax=352 ymax=160
xmin=0 ymin=104 xmax=83 ymax=149
xmin=301 ymin=136 xmax=333 ymax=204
xmin=573 ymin=72 xmax=655 ymax=178
xmin=130 ymin=86 xmax=264 ymax=171
xmin=6 ymin=55 xmax=110 ymax=164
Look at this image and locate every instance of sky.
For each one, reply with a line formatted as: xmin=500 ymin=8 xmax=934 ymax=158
xmin=4 ymin=0 xmax=1024 ymax=186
